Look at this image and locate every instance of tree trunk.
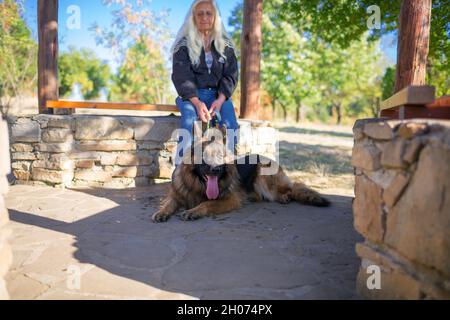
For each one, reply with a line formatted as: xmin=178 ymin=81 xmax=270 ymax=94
xmin=295 ymin=99 xmax=302 ymax=123
xmin=394 ymin=0 xmax=432 ymax=93
xmin=279 ymin=101 xmax=287 ymax=122
xmin=335 ymin=103 xmax=342 ymax=125
xmin=240 ymin=0 xmax=263 ymax=119
xmin=38 ymin=0 xmax=59 ymax=114
xmin=271 ymin=98 xmax=276 ymax=117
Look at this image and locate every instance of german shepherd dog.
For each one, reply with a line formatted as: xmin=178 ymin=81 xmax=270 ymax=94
xmin=152 ymin=125 xmax=330 ymax=222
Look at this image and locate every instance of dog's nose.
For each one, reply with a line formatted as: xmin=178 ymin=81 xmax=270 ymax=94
xmin=211 ymin=166 xmax=222 ymax=175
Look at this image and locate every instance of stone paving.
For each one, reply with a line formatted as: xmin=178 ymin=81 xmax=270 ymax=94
xmin=4 ymin=183 xmax=362 ymax=300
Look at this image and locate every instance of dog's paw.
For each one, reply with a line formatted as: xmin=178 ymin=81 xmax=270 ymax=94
xmin=180 ymin=210 xmax=202 ymax=221
xmin=278 ymin=193 xmax=291 ymax=204
xmin=152 ymin=211 xmax=170 ymax=223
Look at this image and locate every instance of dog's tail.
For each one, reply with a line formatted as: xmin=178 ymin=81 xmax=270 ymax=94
xmin=291 ymin=182 xmax=330 ymax=207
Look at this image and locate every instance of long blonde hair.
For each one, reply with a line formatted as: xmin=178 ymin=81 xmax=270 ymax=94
xmin=171 ymin=0 xmax=235 ymax=66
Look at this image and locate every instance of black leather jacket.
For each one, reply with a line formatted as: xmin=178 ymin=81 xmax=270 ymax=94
xmin=171 ymin=39 xmax=239 ymax=100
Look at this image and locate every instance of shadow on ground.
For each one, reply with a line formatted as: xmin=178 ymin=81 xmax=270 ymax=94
xmin=7 ymin=184 xmax=362 ymax=299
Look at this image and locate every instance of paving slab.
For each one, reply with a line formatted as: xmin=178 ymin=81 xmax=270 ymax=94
xmin=5 ymin=184 xmax=362 ymax=300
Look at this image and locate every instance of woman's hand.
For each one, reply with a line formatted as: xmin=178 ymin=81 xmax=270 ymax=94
xmin=190 ymin=98 xmax=211 ymax=123
xmin=210 ymin=93 xmax=226 ymax=118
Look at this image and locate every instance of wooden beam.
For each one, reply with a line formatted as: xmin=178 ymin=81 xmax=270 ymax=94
xmin=395 ymin=0 xmax=432 ymax=92
xmin=381 ymin=85 xmax=435 ymax=111
xmin=38 ymin=0 xmax=59 ymax=114
xmin=240 ymin=0 xmax=263 ymax=120
xmin=47 ymin=100 xmax=179 ymax=112
xmin=380 ymin=104 xmax=450 ymax=119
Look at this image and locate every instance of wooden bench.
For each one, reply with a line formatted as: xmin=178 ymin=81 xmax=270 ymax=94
xmin=47 ymin=100 xmax=179 ymax=114
xmin=380 ymin=86 xmax=450 ymax=119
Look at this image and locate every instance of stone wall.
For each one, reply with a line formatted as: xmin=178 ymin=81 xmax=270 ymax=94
xmin=0 ymin=117 xmax=12 ymax=299
xmin=7 ymin=115 xmax=278 ymax=188
xmin=352 ymin=118 xmax=450 ymax=299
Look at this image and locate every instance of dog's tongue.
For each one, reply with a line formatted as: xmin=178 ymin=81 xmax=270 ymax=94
xmin=206 ymin=175 xmax=220 ymax=200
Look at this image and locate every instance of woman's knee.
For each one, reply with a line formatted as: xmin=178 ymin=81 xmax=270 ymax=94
xmin=178 ymin=100 xmax=198 ymax=125
xmin=220 ymin=100 xmax=238 ymax=129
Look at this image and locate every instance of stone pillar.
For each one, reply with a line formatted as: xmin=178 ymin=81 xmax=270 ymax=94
xmin=0 ymin=118 xmax=12 ymax=299
xmin=352 ymin=118 xmax=450 ymax=299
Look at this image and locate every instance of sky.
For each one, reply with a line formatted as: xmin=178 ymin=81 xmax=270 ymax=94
xmin=22 ymin=0 xmax=397 ymax=72
xmin=23 ymin=0 xmax=242 ymax=71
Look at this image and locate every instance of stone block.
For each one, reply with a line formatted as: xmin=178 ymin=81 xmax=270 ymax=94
xmin=100 ymin=153 xmax=118 ymax=166
xmin=137 ymin=141 xmax=164 ymax=150
xmin=13 ymin=170 xmax=31 ymax=181
xmin=134 ymin=119 xmax=178 ymax=142
xmin=403 ymin=138 xmax=423 ymax=164
xmin=36 ymin=143 xmax=73 ymax=153
xmin=356 ymin=258 xmax=422 ymax=300
xmin=397 ymin=123 xmax=428 ymax=139
xmin=365 ymin=169 xmax=397 ymax=189
xmin=11 ymin=161 xmax=31 ymax=171
xmin=383 ymin=173 xmax=410 ymax=207
xmin=47 ymin=116 xmax=72 ymax=129
xmin=74 ymin=169 xmax=113 ymax=183
xmin=353 ymin=120 xmax=365 ymax=140
xmin=112 ymin=166 xmax=138 ymax=178
xmin=363 ymin=121 xmax=394 ymax=140
xmin=136 ymin=165 xmax=152 ymax=177
xmin=75 ymin=160 xmax=95 ymax=169
xmin=32 ymin=168 xmax=73 ymax=184
xmin=385 ymin=144 xmax=450 ymax=277
xmin=381 ymin=139 xmax=407 ymax=169
xmin=75 ymin=116 xmax=134 ymax=140
xmin=11 ymin=121 xmax=41 ymax=143
xmin=68 ymin=151 xmax=103 ymax=160
xmin=42 ymin=129 xmax=73 ymax=143
xmin=11 ymin=143 xmax=33 ymax=153
xmin=76 ymin=140 xmax=137 ymax=152
xmin=153 ymin=158 xmax=174 ymax=179
xmin=116 ymin=152 xmax=153 ymax=166
xmin=12 ymin=152 xmax=37 ymax=161
xmin=352 ymin=142 xmax=381 ymax=171
xmin=33 ymin=155 xmax=73 ymax=171
xmin=353 ymin=174 xmax=384 ymax=242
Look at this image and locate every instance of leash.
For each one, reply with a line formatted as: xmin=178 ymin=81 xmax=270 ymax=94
xmin=206 ymin=110 xmax=222 ymax=130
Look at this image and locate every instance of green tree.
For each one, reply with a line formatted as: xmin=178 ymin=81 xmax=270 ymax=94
xmin=381 ymin=66 xmax=396 ymax=100
xmin=280 ymin=0 xmax=449 ymax=66
xmin=59 ymin=47 xmax=111 ymax=100
xmin=229 ymin=0 xmax=386 ymax=124
xmin=280 ymin=0 xmax=449 ymax=97
xmin=109 ymin=36 xmax=172 ymax=103
xmin=90 ymin=0 xmax=174 ymax=103
xmin=0 ymin=0 xmax=37 ymax=115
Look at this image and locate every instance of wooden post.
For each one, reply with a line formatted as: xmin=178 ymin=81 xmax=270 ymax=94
xmin=240 ymin=0 xmax=262 ymax=119
xmin=38 ymin=0 xmax=58 ymax=114
xmin=394 ymin=0 xmax=432 ymax=93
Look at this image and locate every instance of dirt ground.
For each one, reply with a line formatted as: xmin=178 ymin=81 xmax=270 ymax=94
xmin=275 ymin=122 xmax=354 ymax=197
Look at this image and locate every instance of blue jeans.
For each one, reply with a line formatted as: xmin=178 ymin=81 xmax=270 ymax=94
xmin=175 ymin=88 xmax=239 ymax=165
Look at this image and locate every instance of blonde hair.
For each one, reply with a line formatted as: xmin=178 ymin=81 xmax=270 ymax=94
xmin=171 ymin=0 xmax=235 ymax=66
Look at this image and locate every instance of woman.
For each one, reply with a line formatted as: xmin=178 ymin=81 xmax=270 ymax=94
xmin=171 ymin=0 xmax=239 ymax=165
